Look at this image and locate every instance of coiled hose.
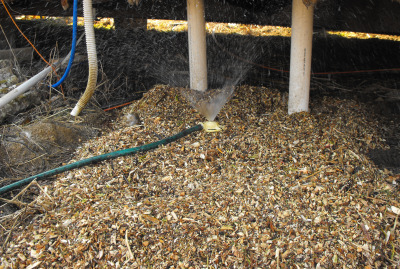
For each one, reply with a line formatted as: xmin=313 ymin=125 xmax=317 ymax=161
xmin=0 ymin=124 xmax=203 ymax=195
xmin=71 ymin=0 xmax=98 ymax=116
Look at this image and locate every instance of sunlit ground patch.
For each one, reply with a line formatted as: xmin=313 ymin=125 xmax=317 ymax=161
xmin=15 ymin=16 xmax=400 ymax=41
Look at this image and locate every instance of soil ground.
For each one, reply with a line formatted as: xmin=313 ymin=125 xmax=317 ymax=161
xmin=0 ymin=19 xmax=399 ymax=268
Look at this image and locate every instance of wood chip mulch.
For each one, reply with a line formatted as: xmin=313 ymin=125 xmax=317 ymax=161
xmin=1 ymin=85 xmax=399 ymax=268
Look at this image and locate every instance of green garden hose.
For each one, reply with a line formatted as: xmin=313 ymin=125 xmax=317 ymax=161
xmin=0 ymin=124 xmax=203 ymax=195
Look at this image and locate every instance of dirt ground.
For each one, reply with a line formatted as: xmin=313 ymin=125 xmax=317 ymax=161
xmin=0 ymin=20 xmax=399 ymax=267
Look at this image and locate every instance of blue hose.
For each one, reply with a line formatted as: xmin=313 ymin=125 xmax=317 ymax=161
xmin=51 ymin=0 xmax=78 ymax=88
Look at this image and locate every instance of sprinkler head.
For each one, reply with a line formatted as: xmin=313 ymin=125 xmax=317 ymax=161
xmin=201 ymin=121 xmax=223 ymax=133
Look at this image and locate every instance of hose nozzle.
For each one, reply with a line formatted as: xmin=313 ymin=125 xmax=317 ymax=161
xmin=201 ymin=121 xmax=223 ymax=132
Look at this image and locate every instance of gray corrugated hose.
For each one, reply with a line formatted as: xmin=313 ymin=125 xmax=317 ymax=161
xmin=71 ymin=0 xmax=98 ymax=116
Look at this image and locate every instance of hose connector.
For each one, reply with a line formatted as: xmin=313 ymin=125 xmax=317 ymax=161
xmin=201 ymin=121 xmax=223 ymax=132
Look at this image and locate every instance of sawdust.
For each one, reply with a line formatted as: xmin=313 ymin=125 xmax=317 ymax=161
xmin=1 ymin=85 xmax=399 ymax=268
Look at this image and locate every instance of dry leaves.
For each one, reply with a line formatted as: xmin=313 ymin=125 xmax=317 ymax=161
xmin=1 ymin=85 xmax=399 ymax=268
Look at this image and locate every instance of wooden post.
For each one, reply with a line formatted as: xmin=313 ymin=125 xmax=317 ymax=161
xmin=288 ymin=0 xmax=314 ymax=114
xmin=187 ymin=0 xmax=207 ymax=92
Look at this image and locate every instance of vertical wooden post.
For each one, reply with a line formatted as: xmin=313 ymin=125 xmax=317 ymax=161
xmin=288 ymin=0 xmax=314 ymax=114
xmin=187 ymin=0 xmax=207 ymax=92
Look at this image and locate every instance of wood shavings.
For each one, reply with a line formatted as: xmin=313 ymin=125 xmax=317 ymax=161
xmin=1 ymin=85 xmax=399 ymax=267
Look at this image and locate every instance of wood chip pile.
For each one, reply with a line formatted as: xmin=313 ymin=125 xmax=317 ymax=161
xmin=1 ymin=85 xmax=399 ymax=268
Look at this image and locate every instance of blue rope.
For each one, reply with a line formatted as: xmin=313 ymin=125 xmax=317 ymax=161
xmin=51 ymin=0 xmax=78 ymax=88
